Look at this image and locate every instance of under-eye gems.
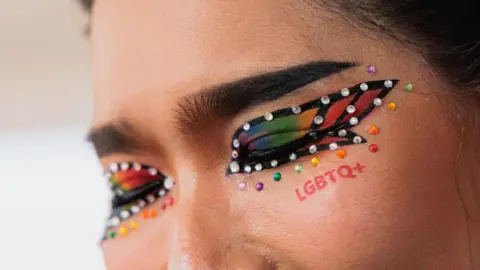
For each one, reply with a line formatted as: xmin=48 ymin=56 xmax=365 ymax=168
xmin=227 ymin=79 xmax=398 ymax=175
xmin=103 ymin=162 xmax=175 ymax=231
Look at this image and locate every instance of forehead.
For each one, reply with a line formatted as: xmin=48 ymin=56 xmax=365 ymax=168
xmin=90 ymin=0 xmax=349 ymax=124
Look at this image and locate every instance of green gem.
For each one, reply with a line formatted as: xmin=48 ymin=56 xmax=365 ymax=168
xmin=273 ymin=172 xmax=282 ymax=181
xmin=404 ymin=83 xmax=413 ymax=92
xmin=295 ymin=164 xmax=302 ymax=173
xmin=109 ymin=231 xmax=116 ymax=239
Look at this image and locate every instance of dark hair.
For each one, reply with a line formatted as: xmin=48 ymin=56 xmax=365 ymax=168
xmin=78 ymin=0 xmax=480 ymax=96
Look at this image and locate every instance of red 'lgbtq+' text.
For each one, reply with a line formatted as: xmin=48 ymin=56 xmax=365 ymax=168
xmin=295 ymin=163 xmax=366 ymax=202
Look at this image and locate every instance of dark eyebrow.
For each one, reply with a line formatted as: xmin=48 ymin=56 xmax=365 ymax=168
xmin=88 ymin=61 xmax=356 ymax=158
xmin=176 ymin=61 xmax=357 ymax=128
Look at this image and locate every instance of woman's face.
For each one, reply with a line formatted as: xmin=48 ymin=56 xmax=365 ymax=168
xmin=90 ymin=0 xmax=470 ymax=269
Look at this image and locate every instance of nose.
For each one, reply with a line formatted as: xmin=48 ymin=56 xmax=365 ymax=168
xmin=167 ymin=173 xmax=275 ymax=269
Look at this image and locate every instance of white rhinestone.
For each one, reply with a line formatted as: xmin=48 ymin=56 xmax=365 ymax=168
xmin=353 ymin=136 xmax=363 ymax=144
xmin=110 ymin=217 xmax=120 ymax=226
xmin=338 ymin=129 xmax=347 ymax=137
xmin=232 ymin=139 xmax=240 ymax=148
xmin=164 ymin=178 xmax=175 ymax=190
xmin=384 ymin=80 xmax=393 ymax=88
xmin=349 ymin=117 xmax=359 ymax=125
xmin=321 ymin=96 xmax=330 ymax=105
xmin=255 ymin=163 xmax=263 ymax=171
xmin=329 ymin=143 xmax=339 ymax=150
xmin=313 ymin=116 xmax=324 ymax=125
xmin=133 ymin=162 xmax=142 ymax=171
xmin=158 ymin=189 xmax=166 ymax=197
xmin=120 ymin=211 xmax=130 ymax=219
xmin=147 ymin=195 xmax=156 ymax=203
xmin=148 ymin=168 xmax=158 ymax=175
xmin=229 ymin=161 xmax=240 ymax=173
xmin=137 ymin=200 xmax=146 ymax=208
xmin=116 ymin=189 xmax=124 ymax=195
xmin=231 ymin=150 xmax=239 ymax=159
xmin=373 ymin=98 xmax=383 ymax=106
xmin=120 ymin=162 xmax=129 ymax=171
xmin=104 ymin=172 xmax=112 ymax=179
xmin=309 ymin=145 xmax=317 ymax=154
xmin=243 ymin=123 xmax=250 ymax=131
xmin=244 ymin=165 xmax=252 ymax=173
xmin=341 ymin=88 xmax=350 ymax=96
xmin=289 ymin=153 xmax=297 ymax=160
xmin=360 ymin=83 xmax=369 ymax=91
xmin=270 ymin=160 xmax=278 ymax=167
xmin=264 ymin=112 xmax=274 ymax=121
xmin=292 ymin=106 xmax=302 ymax=114
xmin=346 ymin=105 xmax=356 ymax=114
xmin=109 ymin=163 xmax=119 ymax=173
xmin=131 ymin=206 xmax=140 ymax=214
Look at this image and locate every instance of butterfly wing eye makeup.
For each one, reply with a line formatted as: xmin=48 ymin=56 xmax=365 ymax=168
xmin=228 ymin=80 xmax=399 ymax=175
xmin=104 ymin=162 xmax=175 ymax=231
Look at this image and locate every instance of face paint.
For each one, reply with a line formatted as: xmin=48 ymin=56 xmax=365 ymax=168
xmin=295 ymin=162 xmax=366 ymax=202
xmin=227 ymin=80 xmax=398 ymax=175
xmin=101 ymin=162 xmax=175 ymax=242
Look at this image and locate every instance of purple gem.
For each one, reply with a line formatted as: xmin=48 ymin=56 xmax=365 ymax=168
xmin=238 ymin=181 xmax=247 ymax=191
xmin=366 ymin=65 xmax=376 ymax=74
xmin=255 ymin=182 xmax=264 ymax=191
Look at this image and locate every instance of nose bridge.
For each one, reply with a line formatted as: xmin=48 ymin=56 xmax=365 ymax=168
xmin=167 ymin=170 xmax=234 ymax=268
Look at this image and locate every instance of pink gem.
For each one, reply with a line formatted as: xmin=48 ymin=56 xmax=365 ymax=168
xmin=255 ymin=182 xmax=264 ymax=191
xmin=366 ymin=65 xmax=376 ymax=74
xmin=238 ymin=181 xmax=247 ymax=190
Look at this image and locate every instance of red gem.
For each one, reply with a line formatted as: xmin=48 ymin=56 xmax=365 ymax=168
xmin=369 ymin=144 xmax=379 ymax=153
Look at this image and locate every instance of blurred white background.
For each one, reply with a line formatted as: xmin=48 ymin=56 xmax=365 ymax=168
xmin=0 ymin=1 xmax=108 ymax=269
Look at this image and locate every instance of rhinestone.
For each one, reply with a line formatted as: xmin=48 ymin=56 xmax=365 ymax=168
xmin=104 ymin=172 xmax=112 ymax=179
xmin=360 ymin=83 xmax=369 ymax=91
xmin=341 ymin=88 xmax=350 ymax=96
xmin=147 ymin=195 xmax=156 ymax=203
xmin=329 ymin=143 xmax=339 ymax=150
xmin=231 ymin=150 xmax=239 ymax=159
xmin=366 ymin=65 xmax=376 ymax=74
xmin=158 ymin=189 xmax=166 ymax=197
xmin=110 ymin=217 xmax=120 ymax=226
xmin=243 ymin=123 xmax=250 ymax=131
xmin=346 ymin=105 xmax=356 ymax=114
xmin=138 ymin=200 xmax=146 ymax=208
xmin=148 ymin=168 xmax=158 ymax=175
xmin=116 ymin=189 xmax=124 ymax=196
xmin=384 ymin=80 xmax=393 ymax=88
xmin=230 ymin=161 xmax=240 ymax=173
xmin=244 ymin=165 xmax=252 ymax=173
xmin=239 ymin=181 xmax=247 ymax=191
xmin=313 ymin=116 xmax=324 ymax=125
xmin=131 ymin=206 xmax=140 ymax=214
xmin=295 ymin=164 xmax=303 ymax=173
xmin=255 ymin=163 xmax=263 ymax=171
xmin=349 ymin=117 xmax=359 ymax=125
xmin=120 ymin=162 xmax=129 ymax=171
xmin=164 ymin=178 xmax=175 ymax=190
xmin=404 ymin=83 xmax=413 ymax=92
xmin=270 ymin=160 xmax=278 ymax=167
xmin=292 ymin=106 xmax=302 ymax=114
xmin=109 ymin=163 xmax=119 ymax=173
xmin=120 ymin=211 xmax=130 ymax=219
xmin=289 ymin=153 xmax=297 ymax=160
xmin=255 ymin=182 xmax=264 ymax=191
xmin=338 ymin=129 xmax=347 ymax=137
xmin=309 ymin=145 xmax=317 ymax=154
xmin=264 ymin=112 xmax=274 ymax=121
xmin=232 ymin=139 xmax=240 ymax=148
xmin=373 ymin=98 xmax=383 ymax=106
xmin=321 ymin=96 xmax=330 ymax=105
xmin=133 ymin=162 xmax=142 ymax=171
xmin=353 ymin=136 xmax=363 ymax=144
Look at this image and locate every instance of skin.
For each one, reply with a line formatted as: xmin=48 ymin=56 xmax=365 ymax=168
xmin=90 ymin=0 xmax=480 ymax=269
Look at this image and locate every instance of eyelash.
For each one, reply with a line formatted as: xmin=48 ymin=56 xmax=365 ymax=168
xmin=104 ymin=162 xmax=174 ymax=230
xmin=227 ymin=80 xmax=398 ymax=175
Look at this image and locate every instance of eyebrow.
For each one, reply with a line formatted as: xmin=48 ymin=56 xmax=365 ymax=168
xmin=88 ymin=61 xmax=356 ymax=158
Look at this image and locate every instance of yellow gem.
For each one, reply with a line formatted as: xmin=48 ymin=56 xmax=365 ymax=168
xmin=119 ymin=227 xmax=128 ymax=235
xmin=311 ymin=158 xmax=320 ymax=167
xmin=387 ymin=102 xmax=396 ymax=111
xmin=130 ymin=221 xmax=138 ymax=230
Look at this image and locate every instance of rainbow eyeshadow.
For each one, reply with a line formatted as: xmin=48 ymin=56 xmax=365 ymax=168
xmin=228 ymin=80 xmax=398 ymax=175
